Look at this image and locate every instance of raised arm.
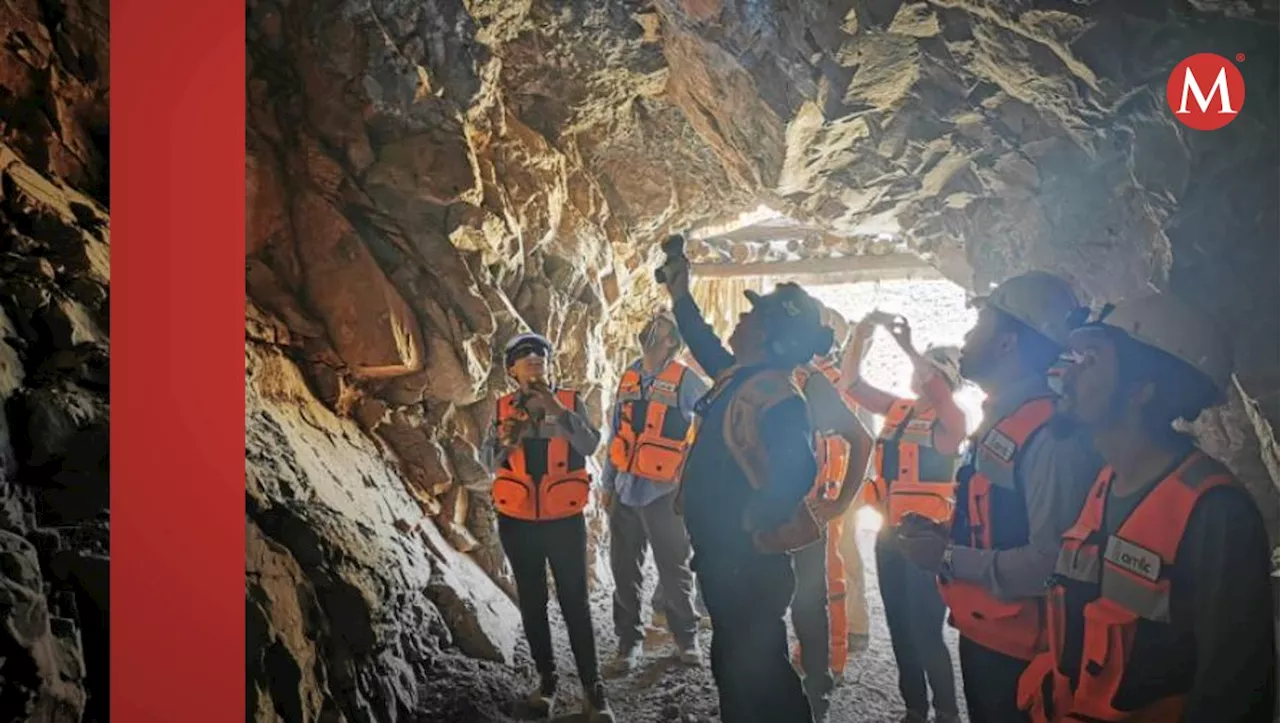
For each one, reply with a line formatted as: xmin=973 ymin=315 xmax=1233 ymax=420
xmin=917 ymin=369 xmax=967 ymax=456
xmin=840 ymin=315 xmax=897 ymax=415
xmin=672 ymin=295 xmax=735 ymax=380
xmin=661 ymin=249 xmax=735 ymax=379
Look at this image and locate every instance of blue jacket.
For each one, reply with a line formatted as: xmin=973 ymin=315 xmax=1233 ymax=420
xmin=671 ymin=295 xmax=817 ymax=570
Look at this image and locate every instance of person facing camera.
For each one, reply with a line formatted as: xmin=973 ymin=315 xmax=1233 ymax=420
xmin=480 ymin=332 xmax=613 ymax=722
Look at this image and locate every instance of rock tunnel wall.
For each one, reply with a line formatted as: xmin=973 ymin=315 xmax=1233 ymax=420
xmin=245 ymin=0 xmax=1280 ymax=720
xmin=0 ymin=0 xmax=110 ymax=721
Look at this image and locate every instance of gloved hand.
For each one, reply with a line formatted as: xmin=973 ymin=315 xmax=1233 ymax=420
xmin=661 ymin=257 xmax=691 ymax=300
xmin=895 ymin=513 xmax=950 ymax=572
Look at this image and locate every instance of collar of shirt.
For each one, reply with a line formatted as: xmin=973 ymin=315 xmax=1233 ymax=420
xmin=634 ymin=356 xmax=681 ymax=379
xmin=980 ymin=374 xmax=1052 ymax=430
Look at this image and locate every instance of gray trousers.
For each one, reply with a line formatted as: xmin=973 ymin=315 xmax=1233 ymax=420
xmin=610 ymin=491 xmax=699 ymax=648
xmin=792 ymin=540 xmax=835 ymax=700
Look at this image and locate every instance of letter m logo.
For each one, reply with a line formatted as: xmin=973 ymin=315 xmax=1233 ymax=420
xmin=1176 ymin=66 xmax=1236 ymax=115
xmin=1167 ymin=53 xmax=1246 ymax=131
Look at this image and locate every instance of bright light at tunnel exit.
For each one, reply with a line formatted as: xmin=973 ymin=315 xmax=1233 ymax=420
xmin=808 ymin=279 xmax=984 ymax=532
xmin=808 ymin=278 xmax=987 ymax=434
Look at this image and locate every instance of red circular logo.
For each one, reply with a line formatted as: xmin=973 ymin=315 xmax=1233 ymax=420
xmin=1166 ymin=53 xmax=1246 ymax=131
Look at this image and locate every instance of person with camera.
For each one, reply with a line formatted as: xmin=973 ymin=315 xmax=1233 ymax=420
xmin=480 ymin=332 xmax=613 ymax=722
xmin=891 ymin=272 xmax=1104 ymax=723
xmin=839 ymin=311 xmax=967 ymax=723
xmin=654 ymin=235 xmax=834 ymax=723
xmin=601 ymin=309 xmax=709 ymax=672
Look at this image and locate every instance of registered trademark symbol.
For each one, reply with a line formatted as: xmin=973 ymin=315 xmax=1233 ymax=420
xmin=1236 ymin=53 xmax=1246 ymax=62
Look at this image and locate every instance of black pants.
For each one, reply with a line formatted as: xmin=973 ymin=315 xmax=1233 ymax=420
xmin=698 ymin=551 xmax=813 ymax=723
xmin=791 ymin=539 xmax=834 ymax=697
xmin=498 ymin=513 xmax=600 ymax=688
xmin=609 ymin=491 xmax=699 ymax=648
xmin=876 ymin=532 xmax=958 ymax=717
xmin=958 ymin=636 xmax=1030 ymax=723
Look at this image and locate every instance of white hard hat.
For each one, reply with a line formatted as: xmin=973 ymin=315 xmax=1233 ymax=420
xmin=1092 ymin=292 xmax=1233 ymax=399
xmin=923 ymin=345 xmax=964 ymax=389
xmin=504 ymin=332 xmax=553 ymax=366
xmin=974 ymin=271 xmax=1082 ymax=347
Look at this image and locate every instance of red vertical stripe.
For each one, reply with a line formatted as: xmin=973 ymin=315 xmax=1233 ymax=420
xmin=112 ymin=2 xmax=245 ymax=720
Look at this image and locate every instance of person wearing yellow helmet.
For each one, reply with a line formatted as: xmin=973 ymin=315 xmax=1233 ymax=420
xmin=1016 ymin=292 xmax=1275 ymax=722
xmin=894 ymin=271 xmax=1105 ymax=723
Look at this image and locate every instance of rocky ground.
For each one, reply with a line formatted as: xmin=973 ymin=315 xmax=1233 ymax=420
xmin=512 ymin=526 xmax=967 ymax=723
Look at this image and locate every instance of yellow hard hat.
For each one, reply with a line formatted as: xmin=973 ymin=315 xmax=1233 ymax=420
xmin=1094 ymin=292 xmax=1233 ymax=399
xmin=974 ymin=271 xmax=1081 ymax=347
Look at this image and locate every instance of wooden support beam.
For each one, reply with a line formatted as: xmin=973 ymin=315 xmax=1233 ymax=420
xmin=699 ymin=223 xmax=824 ymax=244
xmin=691 ymin=253 xmax=943 ymax=284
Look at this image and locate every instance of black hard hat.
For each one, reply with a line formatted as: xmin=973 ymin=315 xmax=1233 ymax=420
xmin=744 ymin=283 xmax=832 ymax=363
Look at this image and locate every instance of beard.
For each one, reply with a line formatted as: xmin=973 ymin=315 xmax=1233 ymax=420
xmin=958 ymin=347 xmax=992 ymax=384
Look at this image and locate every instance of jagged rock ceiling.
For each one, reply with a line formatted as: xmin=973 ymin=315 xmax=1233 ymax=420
xmin=245 ymin=0 xmax=1279 ymax=719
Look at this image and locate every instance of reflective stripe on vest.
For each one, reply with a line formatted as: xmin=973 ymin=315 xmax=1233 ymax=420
xmin=607 ymin=362 xmax=693 ymax=484
xmin=1027 ymin=451 xmax=1235 ymax=721
xmin=794 ymin=359 xmax=851 ymax=501
xmin=492 ymin=389 xmax=592 ymax=521
xmin=939 ymin=396 xmax=1055 ymax=662
xmin=873 ymin=399 xmax=959 ymax=525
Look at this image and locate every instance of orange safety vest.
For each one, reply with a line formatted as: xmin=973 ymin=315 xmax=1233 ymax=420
xmin=791 ymin=359 xmax=854 ymax=673
xmin=861 ymin=400 xmax=959 ymax=526
xmin=939 ymin=396 xmax=1056 ymax=661
xmin=793 ymin=359 xmax=851 ymax=502
xmin=1017 ymin=452 xmax=1237 ymax=723
xmin=607 ymin=361 xmax=693 ymax=484
xmin=491 ymin=389 xmax=592 ymax=521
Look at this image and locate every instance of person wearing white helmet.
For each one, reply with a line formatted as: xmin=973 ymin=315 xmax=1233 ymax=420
xmin=1016 ymin=292 xmax=1274 ymax=722
xmin=893 ymin=271 xmax=1105 ymax=723
xmin=838 ymin=311 xmax=969 ymax=723
xmin=480 ymin=331 xmax=613 ymax=722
